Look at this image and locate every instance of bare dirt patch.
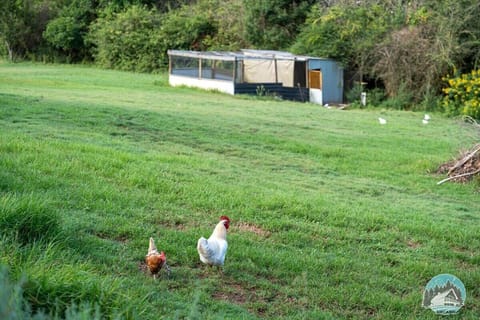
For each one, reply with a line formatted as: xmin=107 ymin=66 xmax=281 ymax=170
xmin=138 ymin=261 xmax=148 ymax=274
xmin=212 ymin=282 xmax=248 ymax=304
xmin=407 ymin=239 xmax=421 ymax=249
xmin=93 ymin=231 xmax=130 ymax=243
xmin=210 ymin=275 xmax=295 ymax=317
xmin=149 ymin=215 xmax=197 ymax=231
xmin=235 ymin=222 xmax=271 ymax=237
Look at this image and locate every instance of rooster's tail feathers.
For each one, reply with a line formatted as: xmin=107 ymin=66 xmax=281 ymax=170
xmin=148 ymin=237 xmax=158 ymax=255
xmin=197 ymin=237 xmax=213 ymax=258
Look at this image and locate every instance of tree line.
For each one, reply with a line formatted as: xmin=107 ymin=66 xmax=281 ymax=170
xmin=1 ymin=0 xmax=480 ymax=114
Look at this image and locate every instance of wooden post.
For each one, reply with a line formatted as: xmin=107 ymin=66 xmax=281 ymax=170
xmin=212 ymin=60 xmax=216 ymax=79
xmin=168 ymin=55 xmax=172 ymax=75
xmin=305 ymin=61 xmax=309 ymax=88
xmin=233 ymin=58 xmax=237 ymax=83
xmin=242 ymin=60 xmax=245 ymax=83
xmin=274 ymin=58 xmax=278 ymax=83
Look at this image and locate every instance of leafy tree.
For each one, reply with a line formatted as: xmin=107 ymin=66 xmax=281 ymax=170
xmin=0 ymin=0 xmax=53 ymax=61
xmin=291 ymin=5 xmax=349 ymax=63
xmin=427 ymin=0 xmax=480 ymax=72
xmin=291 ymin=2 xmax=392 ymax=80
xmin=160 ymin=0 xmax=248 ymax=52
xmin=244 ymin=0 xmax=315 ymax=50
xmin=201 ymin=0 xmax=249 ymax=51
xmin=0 ymin=0 xmax=30 ymax=60
xmin=373 ymin=25 xmax=435 ymax=101
xmin=43 ymin=0 xmax=96 ymax=61
xmin=89 ymin=0 xmax=243 ymax=71
xmin=292 ymin=0 xmax=480 ymax=106
xmin=88 ymin=5 xmax=164 ymax=72
xmin=0 ymin=0 xmax=62 ymax=61
xmin=157 ymin=1 xmax=217 ymax=54
xmin=373 ymin=0 xmax=480 ymax=103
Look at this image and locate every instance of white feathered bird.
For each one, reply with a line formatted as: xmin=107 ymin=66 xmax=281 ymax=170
xmin=197 ymin=216 xmax=230 ymax=267
xmin=378 ymin=117 xmax=387 ymax=125
xmin=422 ymin=114 xmax=430 ymax=124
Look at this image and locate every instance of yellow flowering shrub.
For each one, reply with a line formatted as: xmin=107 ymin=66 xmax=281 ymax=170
xmin=442 ymin=70 xmax=480 ymax=119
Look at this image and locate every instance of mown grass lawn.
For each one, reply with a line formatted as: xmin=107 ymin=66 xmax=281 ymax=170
xmin=0 ymin=61 xmax=479 ymax=319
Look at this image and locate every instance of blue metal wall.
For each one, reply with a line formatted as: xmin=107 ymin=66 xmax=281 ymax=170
xmin=308 ymin=59 xmax=344 ymax=104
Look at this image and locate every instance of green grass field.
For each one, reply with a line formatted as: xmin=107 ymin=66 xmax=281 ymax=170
xmin=0 ymin=62 xmax=479 ymax=319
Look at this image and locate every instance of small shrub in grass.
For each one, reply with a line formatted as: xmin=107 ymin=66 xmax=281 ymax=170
xmin=417 ymin=90 xmax=443 ymax=112
xmin=0 ymin=194 xmax=61 ymax=245
xmin=0 ymin=265 xmax=103 ymax=319
xmin=367 ymin=88 xmax=386 ymax=107
xmin=345 ymin=82 xmax=364 ymax=105
xmin=60 ymin=302 xmax=102 ymax=320
xmin=22 ymin=271 xmax=108 ymax=318
xmin=442 ymin=69 xmax=480 ymax=119
xmin=0 ymin=265 xmax=33 ymax=320
xmin=380 ymin=83 xmax=413 ymax=110
xmin=1 ymin=236 xmax=112 ymax=319
xmin=346 ymin=84 xmax=386 ymax=108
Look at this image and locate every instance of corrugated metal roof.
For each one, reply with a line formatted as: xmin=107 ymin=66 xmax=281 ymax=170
xmin=167 ymin=49 xmax=328 ymax=62
xmin=241 ymin=49 xmax=309 ymax=61
xmin=167 ymin=50 xmax=241 ymax=61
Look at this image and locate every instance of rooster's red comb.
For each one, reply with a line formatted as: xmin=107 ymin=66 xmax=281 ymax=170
xmin=219 ymin=215 xmax=230 ymax=222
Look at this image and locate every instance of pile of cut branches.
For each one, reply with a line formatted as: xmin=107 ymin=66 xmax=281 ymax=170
xmin=437 ymin=144 xmax=480 ymax=185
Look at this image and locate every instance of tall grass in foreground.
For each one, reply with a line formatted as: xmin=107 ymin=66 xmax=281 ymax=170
xmin=0 ymin=265 xmax=102 ymax=320
xmin=0 ymin=62 xmax=479 ymax=319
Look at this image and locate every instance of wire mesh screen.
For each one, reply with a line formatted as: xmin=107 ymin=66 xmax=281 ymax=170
xmin=171 ymin=55 xmax=199 ymax=77
xmin=171 ymin=55 xmax=234 ymax=81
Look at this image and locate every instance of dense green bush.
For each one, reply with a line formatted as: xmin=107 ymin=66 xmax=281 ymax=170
xmin=157 ymin=2 xmax=216 ymax=55
xmin=43 ymin=0 xmax=96 ymax=62
xmin=88 ymin=2 xmax=219 ymax=71
xmin=44 ymin=16 xmax=78 ymax=49
xmin=88 ymin=5 xmax=164 ymax=72
xmin=442 ymin=70 xmax=480 ymax=119
xmin=291 ymin=4 xmax=391 ymax=69
xmin=187 ymin=0 xmax=248 ymax=51
xmin=346 ymin=84 xmax=386 ymax=108
xmin=244 ymin=0 xmax=314 ymax=49
xmin=379 ymin=83 xmax=413 ymax=110
xmin=292 ymin=0 xmax=480 ymax=107
xmin=0 ymin=0 xmax=56 ymax=61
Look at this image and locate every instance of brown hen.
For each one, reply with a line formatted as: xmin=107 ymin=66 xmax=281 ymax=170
xmin=145 ymin=237 xmax=170 ymax=279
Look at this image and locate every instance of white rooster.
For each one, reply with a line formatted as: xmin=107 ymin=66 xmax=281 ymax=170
xmin=197 ymin=216 xmax=231 ymax=268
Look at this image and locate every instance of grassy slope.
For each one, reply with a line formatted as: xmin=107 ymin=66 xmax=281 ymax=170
xmin=0 ymin=62 xmax=479 ymax=319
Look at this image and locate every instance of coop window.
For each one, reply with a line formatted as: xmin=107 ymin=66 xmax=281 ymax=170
xmin=170 ymin=55 xmax=199 ymax=78
xmin=201 ymin=59 xmax=234 ymax=81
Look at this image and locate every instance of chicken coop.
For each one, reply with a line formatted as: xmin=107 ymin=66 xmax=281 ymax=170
xmin=167 ymin=49 xmax=344 ymax=105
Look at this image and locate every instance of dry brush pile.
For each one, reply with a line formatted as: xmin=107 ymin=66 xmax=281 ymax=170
xmin=437 ymin=144 xmax=480 ymax=184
